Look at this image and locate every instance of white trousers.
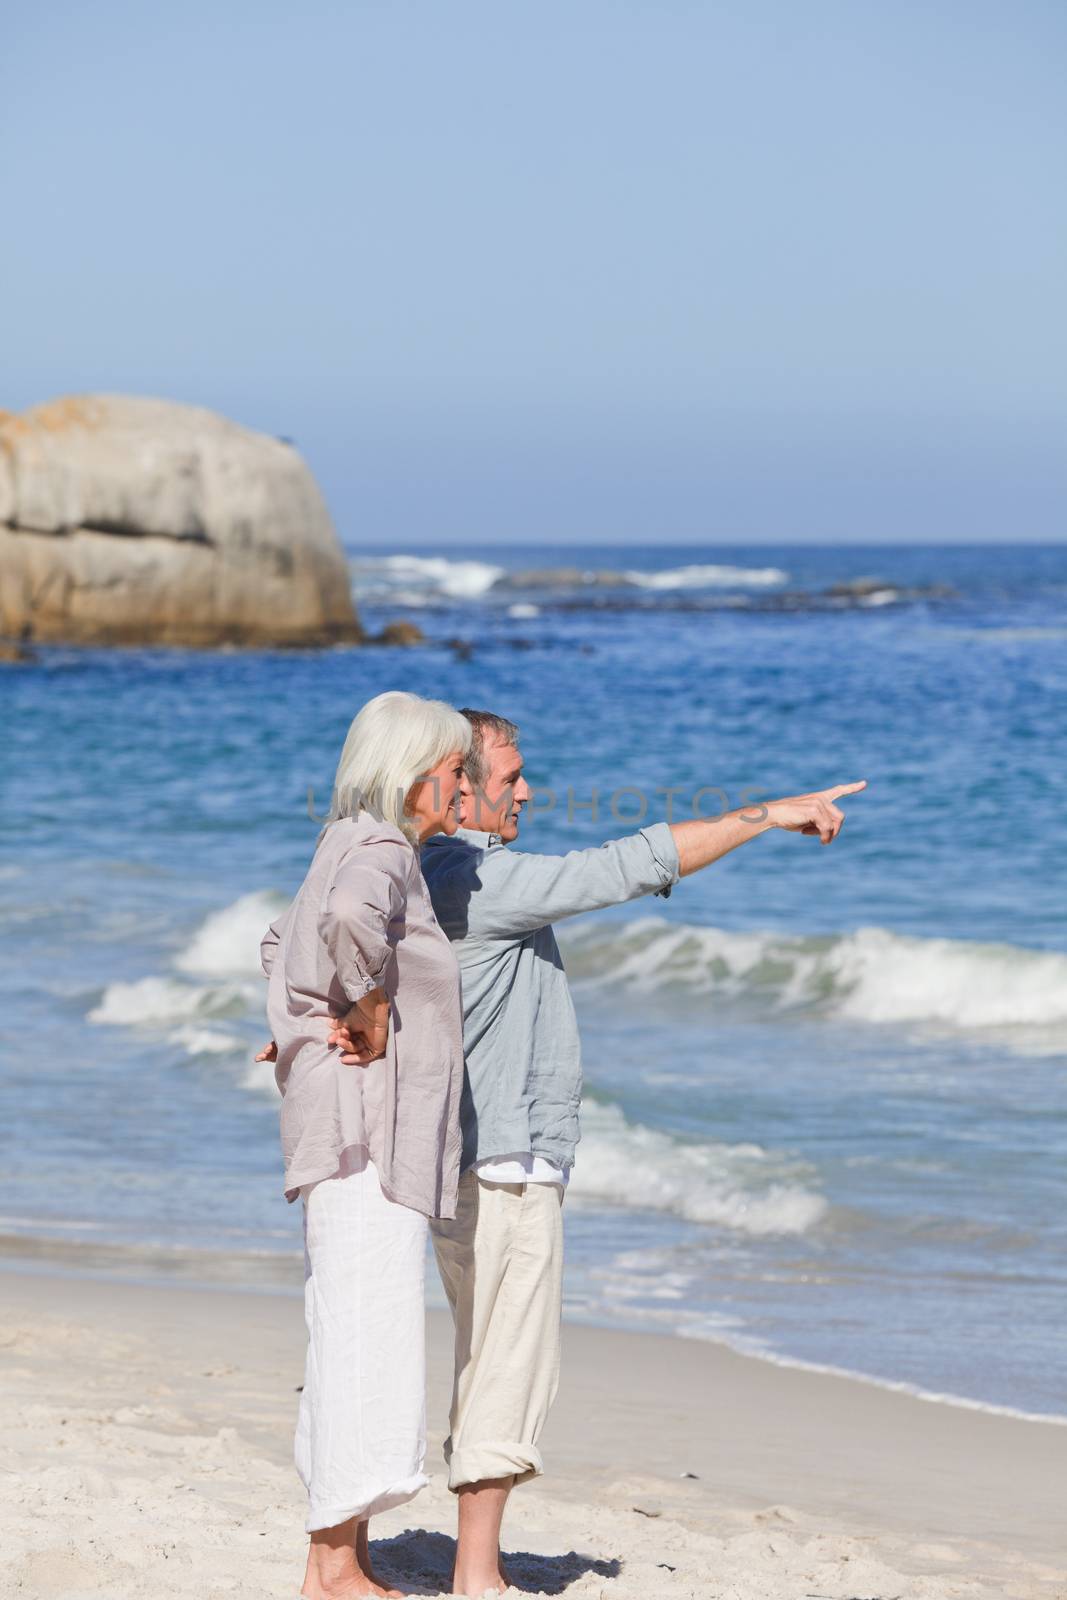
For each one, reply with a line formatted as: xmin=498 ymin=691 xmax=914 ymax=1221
xmin=297 ymin=1149 xmax=429 ymax=1532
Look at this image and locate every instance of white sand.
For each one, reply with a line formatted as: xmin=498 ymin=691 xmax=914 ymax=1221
xmin=1 ymin=1268 xmax=1064 ymax=1600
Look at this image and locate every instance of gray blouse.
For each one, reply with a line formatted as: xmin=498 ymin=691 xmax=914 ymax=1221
xmin=261 ymin=813 xmax=464 ymax=1218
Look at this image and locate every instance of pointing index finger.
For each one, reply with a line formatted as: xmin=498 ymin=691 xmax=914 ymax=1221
xmin=827 ymin=780 xmax=867 ymax=800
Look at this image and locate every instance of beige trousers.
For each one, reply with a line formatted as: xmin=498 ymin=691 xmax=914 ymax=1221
xmin=430 ymin=1172 xmax=564 ymax=1490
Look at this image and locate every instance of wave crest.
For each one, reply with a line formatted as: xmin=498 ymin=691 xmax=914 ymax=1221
xmin=91 ymin=892 xmax=284 ymax=1034
xmin=350 ymin=554 xmax=505 ymax=600
xmin=623 ymin=562 xmax=788 ymax=589
xmin=89 ymin=975 xmax=248 ymax=1026
xmin=176 ymin=889 xmax=286 ymax=978
xmin=573 ymin=1101 xmax=827 ymax=1235
xmin=563 ymin=916 xmax=1067 ymax=1034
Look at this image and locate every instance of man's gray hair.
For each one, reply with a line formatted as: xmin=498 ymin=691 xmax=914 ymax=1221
xmin=459 ymin=708 xmax=520 ymax=787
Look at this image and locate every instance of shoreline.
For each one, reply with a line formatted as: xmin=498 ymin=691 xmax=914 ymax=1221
xmin=3 ymin=1235 xmax=1064 ymax=1432
xmin=3 ymin=1265 xmax=1067 ymax=1598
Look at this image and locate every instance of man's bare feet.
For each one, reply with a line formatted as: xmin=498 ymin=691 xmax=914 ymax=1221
xmin=450 ymin=1579 xmax=506 ymax=1598
xmin=452 ymin=1474 xmax=514 ymax=1597
xmin=450 ymin=1561 xmax=509 ymax=1598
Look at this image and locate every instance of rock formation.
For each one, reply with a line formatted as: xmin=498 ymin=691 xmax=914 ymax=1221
xmin=0 ymin=395 xmax=362 ymax=647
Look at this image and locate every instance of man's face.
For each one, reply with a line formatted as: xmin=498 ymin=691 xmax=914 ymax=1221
xmin=459 ymin=733 xmax=530 ymax=842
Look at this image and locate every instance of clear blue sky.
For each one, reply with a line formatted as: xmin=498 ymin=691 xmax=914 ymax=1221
xmin=2 ymin=2 xmax=1064 ymax=544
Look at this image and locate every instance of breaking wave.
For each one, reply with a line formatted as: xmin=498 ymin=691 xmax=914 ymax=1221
xmin=350 ymin=553 xmax=505 ymax=600
xmin=90 ymin=890 xmax=286 ymax=1041
xmin=622 ymin=562 xmax=787 ymax=589
xmin=572 ymin=1100 xmax=827 ymax=1235
xmin=563 ymin=915 xmax=1067 ymax=1036
xmin=348 ymin=552 xmax=789 ymax=605
xmin=345 ymin=551 xmax=963 ymax=616
xmin=88 ymin=975 xmax=248 ymax=1026
xmin=94 ymin=889 xmax=1067 ymax=1061
xmin=176 ymin=889 xmax=285 ymax=978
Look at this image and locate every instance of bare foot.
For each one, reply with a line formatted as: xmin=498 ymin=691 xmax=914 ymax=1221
xmin=367 ymin=1576 xmax=402 ymax=1598
xmin=300 ymin=1578 xmax=399 ymax=1599
xmin=357 ymin=1567 xmax=403 ymax=1597
xmin=450 ymin=1570 xmax=507 ymax=1598
xmin=354 ymin=1521 xmax=403 ymax=1598
xmin=301 ymin=1520 xmax=404 ymax=1599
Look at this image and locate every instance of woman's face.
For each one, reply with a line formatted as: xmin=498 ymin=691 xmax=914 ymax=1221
xmin=405 ymin=748 xmax=467 ymax=840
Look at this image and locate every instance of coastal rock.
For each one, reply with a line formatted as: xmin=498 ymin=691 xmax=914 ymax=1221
xmin=823 ymin=577 xmax=955 ymax=606
xmin=371 ymin=620 xmax=426 ymax=647
xmin=825 ymin=576 xmax=890 ymax=597
xmin=0 ymin=395 xmax=363 ymax=647
xmin=494 ymin=567 xmax=635 ymax=590
xmin=0 ymin=635 xmax=34 ymax=664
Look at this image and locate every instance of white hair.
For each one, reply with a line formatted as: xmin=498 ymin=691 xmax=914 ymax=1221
xmin=325 ymin=690 xmax=472 ymax=844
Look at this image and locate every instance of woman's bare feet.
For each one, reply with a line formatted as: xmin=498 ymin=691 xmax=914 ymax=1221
xmin=300 ymin=1516 xmax=404 ymax=1599
xmin=356 ymin=1519 xmax=403 ymax=1598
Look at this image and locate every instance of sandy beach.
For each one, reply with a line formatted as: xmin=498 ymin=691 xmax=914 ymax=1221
xmin=1 ymin=1265 xmax=1063 ymax=1600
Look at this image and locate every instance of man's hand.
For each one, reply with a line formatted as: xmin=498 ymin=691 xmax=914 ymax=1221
xmin=764 ymin=780 xmax=867 ymax=845
xmin=327 ymin=988 xmax=390 ymax=1066
xmin=674 ymin=779 xmax=868 ymax=874
xmin=255 ymin=1040 xmax=278 ymax=1063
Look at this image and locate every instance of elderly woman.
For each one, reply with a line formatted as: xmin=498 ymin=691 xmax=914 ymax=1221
xmin=259 ymin=689 xmax=471 ymax=1600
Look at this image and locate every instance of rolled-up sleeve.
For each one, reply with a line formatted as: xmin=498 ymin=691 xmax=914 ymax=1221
xmin=318 ymin=842 xmax=408 ymax=1001
xmin=470 ymin=822 xmax=681 ymax=939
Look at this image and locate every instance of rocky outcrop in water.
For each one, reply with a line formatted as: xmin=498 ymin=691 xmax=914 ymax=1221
xmin=0 ymin=395 xmax=363 ymax=648
xmin=494 ymin=567 xmax=635 ymax=590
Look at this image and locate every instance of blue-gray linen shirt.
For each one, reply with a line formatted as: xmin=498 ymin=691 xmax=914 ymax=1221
xmin=420 ymin=822 xmax=681 ymax=1174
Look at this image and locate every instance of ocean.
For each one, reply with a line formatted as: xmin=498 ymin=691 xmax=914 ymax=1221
xmin=3 ymin=541 xmax=1065 ymax=1422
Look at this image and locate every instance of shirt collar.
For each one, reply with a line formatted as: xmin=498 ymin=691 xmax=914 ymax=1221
xmin=450 ymin=825 xmax=503 ymax=848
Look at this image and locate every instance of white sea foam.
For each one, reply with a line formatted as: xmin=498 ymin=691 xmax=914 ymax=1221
xmin=92 ymin=892 xmax=285 ymax=1028
xmin=623 ymin=562 xmax=788 ymax=590
xmin=169 ymin=1024 xmax=243 ymax=1056
xmin=351 ymin=552 xmax=787 ymax=600
xmin=563 ymin=915 xmax=1067 ymax=1035
xmin=240 ymin=1057 xmax=280 ymax=1095
xmin=507 ymin=602 xmax=541 ymax=618
xmin=355 ymin=554 xmax=505 ymax=599
xmin=98 ymin=891 xmax=1067 ymax=1052
xmin=572 ymin=1100 xmax=827 ymax=1235
xmin=176 ymin=889 xmax=287 ymax=978
xmin=89 ymin=975 xmax=247 ymax=1026
xmin=826 ymin=926 xmax=1067 ymax=1028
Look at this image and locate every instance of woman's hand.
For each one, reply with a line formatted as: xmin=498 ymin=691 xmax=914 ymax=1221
xmin=255 ymin=1040 xmax=278 ymax=1062
xmin=327 ymin=988 xmax=390 ymax=1066
xmin=765 ymin=780 xmax=867 ymax=844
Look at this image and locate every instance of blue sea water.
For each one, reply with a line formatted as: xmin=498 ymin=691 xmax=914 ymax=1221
xmin=2 ymin=542 xmax=1065 ymax=1419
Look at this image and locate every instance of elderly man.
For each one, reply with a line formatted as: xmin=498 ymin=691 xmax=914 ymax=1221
xmin=399 ymin=708 xmax=865 ymax=1598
